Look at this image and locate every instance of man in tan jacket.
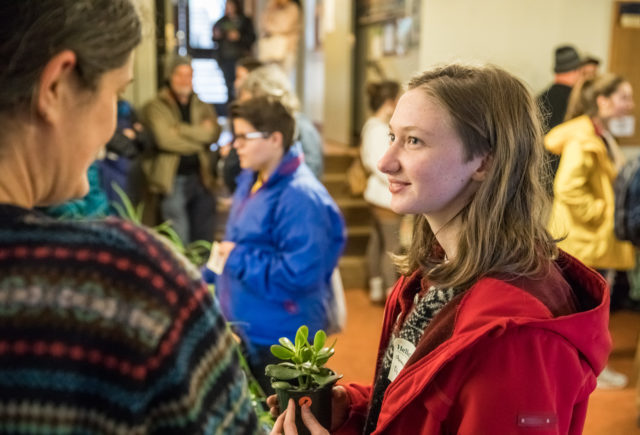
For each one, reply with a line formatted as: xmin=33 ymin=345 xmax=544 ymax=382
xmin=143 ymin=56 xmax=221 ymax=243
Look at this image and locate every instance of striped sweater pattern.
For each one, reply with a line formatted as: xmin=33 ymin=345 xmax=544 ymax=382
xmin=0 ymin=204 xmax=259 ymax=434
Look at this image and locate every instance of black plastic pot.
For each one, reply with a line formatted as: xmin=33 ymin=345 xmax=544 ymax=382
xmin=275 ymin=380 xmax=336 ymax=435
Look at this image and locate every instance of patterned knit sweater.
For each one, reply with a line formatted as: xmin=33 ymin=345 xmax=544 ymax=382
xmin=0 ymin=204 xmax=259 ymax=434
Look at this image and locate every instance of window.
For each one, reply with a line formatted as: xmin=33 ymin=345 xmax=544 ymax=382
xmin=184 ymin=0 xmax=227 ymax=104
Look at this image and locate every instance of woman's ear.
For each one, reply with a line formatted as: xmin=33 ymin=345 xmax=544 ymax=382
xmin=36 ymin=50 xmax=77 ymax=123
xmin=471 ymin=154 xmax=493 ymax=181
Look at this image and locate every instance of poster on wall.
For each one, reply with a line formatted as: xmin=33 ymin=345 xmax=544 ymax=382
xmin=620 ymin=2 xmax=640 ymax=28
xmin=356 ymin=0 xmax=420 ymax=55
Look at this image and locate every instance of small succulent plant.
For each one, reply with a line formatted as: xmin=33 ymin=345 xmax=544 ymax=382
xmin=265 ymin=325 xmax=342 ymax=391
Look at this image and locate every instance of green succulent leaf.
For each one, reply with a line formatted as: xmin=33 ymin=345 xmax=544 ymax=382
xmin=270 ymin=344 xmax=295 ymax=360
xmin=279 ymin=337 xmax=295 ymax=351
xmin=317 ymin=347 xmax=335 ymax=359
xmin=313 ymin=330 xmax=326 ymax=351
xmin=300 ymin=348 xmax=314 ymax=362
xmin=277 ymin=362 xmax=297 ymax=369
xmin=328 ymin=338 xmax=337 ymax=350
xmin=295 ymin=325 xmax=309 ymax=349
xmin=271 ymin=381 xmax=293 ymax=390
xmin=311 ymin=372 xmax=343 ymax=388
xmin=301 ymin=361 xmax=320 ymax=373
xmin=264 ymin=364 xmax=303 ymax=380
xmin=315 ymin=349 xmax=335 ymax=366
xmin=317 ymin=367 xmax=331 ymax=376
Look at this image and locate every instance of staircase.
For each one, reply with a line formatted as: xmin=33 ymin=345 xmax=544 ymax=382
xmin=323 ymin=145 xmax=371 ymax=290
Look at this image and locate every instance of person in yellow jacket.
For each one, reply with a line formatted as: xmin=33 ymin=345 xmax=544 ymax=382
xmin=546 ymin=73 xmax=635 ymax=389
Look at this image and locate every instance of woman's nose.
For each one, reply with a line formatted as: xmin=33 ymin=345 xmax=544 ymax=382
xmin=378 ymin=144 xmax=400 ymax=175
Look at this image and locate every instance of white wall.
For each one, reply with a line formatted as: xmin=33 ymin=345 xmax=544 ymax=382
xmin=322 ymin=0 xmax=355 ymax=144
xmin=419 ymin=0 xmax=614 ymax=93
xmin=301 ymin=0 xmax=325 ymax=124
xmin=125 ymin=0 xmax=158 ymax=108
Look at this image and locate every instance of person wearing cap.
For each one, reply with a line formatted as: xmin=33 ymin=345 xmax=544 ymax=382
xmin=537 ymin=45 xmax=583 ymax=193
xmin=142 ymin=56 xmax=221 ymax=243
xmin=538 ymin=45 xmax=584 ymax=132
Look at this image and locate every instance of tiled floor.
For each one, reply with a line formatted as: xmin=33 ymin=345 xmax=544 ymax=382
xmin=329 ymin=288 xmax=640 ymax=433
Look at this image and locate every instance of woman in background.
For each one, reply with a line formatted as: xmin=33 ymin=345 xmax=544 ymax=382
xmin=259 ymin=0 xmax=301 ymax=74
xmin=547 ymin=73 xmax=636 ymax=389
xmin=361 ymin=80 xmax=402 ymax=303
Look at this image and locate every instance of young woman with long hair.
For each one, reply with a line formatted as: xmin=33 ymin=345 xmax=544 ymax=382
xmin=270 ymin=64 xmax=610 ymax=435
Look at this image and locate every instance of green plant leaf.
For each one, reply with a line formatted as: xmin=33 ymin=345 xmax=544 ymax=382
xmin=317 ymin=367 xmax=331 ymax=376
xmin=317 ymin=347 xmax=335 ymax=358
xmin=271 ymin=381 xmax=293 ymax=390
xmin=135 ymin=202 xmax=145 ymax=222
xmin=264 ymin=364 xmax=303 ymax=380
xmin=300 ymin=348 xmax=314 ymax=362
xmin=300 ymin=361 xmax=317 ymax=371
xmin=295 ymin=325 xmax=309 ymax=349
xmin=315 ymin=347 xmax=335 ymax=366
xmin=311 ymin=372 xmax=343 ymax=388
xmin=154 ymin=221 xmax=185 ymax=251
xmin=328 ymin=338 xmax=337 ymax=350
xmin=111 ymin=182 xmax=142 ymax=224
xmin=187 ymin=240 xmax=213 ymax=251
xmin=313 ymin=330 xmax=326 ymax=352
xmin=270 ymin=344 xmax=295 ymax=360
xmin=278 ymin=337 xmax=295 ymax=351
xmin=111 ymin=202 xmax=129 ymax=221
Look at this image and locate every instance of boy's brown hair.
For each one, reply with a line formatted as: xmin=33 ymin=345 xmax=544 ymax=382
xmin=230 ymin=96 xmax=296 ymax=151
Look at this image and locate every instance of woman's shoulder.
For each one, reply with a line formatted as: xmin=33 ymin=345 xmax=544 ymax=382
xmin=284 ymin=169 xmax=334 ymax=204
xmin=6 ymin=214 xmax=203 ymax=289
xmin=459 ymin=259 xmax=586 ymax=324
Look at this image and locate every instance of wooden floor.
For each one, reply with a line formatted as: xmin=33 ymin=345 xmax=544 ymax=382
xmin=329 ymin=288 xmax=640 ymax=434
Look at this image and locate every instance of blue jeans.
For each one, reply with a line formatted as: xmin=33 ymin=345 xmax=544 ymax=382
xmin=161 ymin=174 xmax=216 ymax=244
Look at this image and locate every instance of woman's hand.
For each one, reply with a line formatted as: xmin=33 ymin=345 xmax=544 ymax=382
xmin=270 ymin=399 xmax=329 ymax=435
xmin=217 ymin=241 xmax=236 ymax=263
xmin=267 ymin=386 xmax=351 ymax=431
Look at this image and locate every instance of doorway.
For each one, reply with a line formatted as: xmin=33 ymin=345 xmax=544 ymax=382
xmin=173 ymin=0 xmax=228 ymax=111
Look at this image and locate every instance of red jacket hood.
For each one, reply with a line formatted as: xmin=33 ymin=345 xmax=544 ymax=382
xmin=449 ymin=251 xmax=611 ymax=375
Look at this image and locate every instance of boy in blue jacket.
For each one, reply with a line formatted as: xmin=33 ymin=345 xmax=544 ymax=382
xmin=207 ymin=96 xmax=346 ymax=393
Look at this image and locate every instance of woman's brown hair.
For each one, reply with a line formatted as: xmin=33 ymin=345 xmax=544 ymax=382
xmin=396 ymin=64 xmax=557 ymax=289
xmin=564 ymin=73 xmax=627 ymax=121
xmin=0 ymin=0 xmax=141 ymax=115
xmin=366 ymin=81 xmax=400 ymax=112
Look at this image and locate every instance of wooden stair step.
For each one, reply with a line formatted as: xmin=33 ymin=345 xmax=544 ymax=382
xmin=338 ymin=255 xmax=367 ymax=290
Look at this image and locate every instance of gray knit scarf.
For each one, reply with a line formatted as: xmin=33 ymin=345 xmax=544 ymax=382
xmin=363 ymin=284 xmax=461 ymax=434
